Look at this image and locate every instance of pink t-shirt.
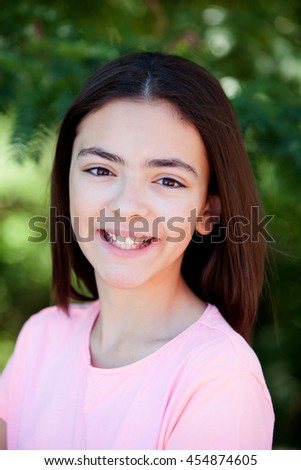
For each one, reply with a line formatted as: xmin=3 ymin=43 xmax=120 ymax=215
xmin=0 ymin=301 xmax=274 ymax=450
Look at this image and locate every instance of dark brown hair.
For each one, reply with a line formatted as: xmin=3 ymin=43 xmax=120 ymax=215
xmin=51 ymin=51 xmax=267 ymax=342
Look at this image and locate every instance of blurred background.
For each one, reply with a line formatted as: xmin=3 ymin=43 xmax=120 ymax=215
xmin=0 ymin=0 xmax=300 ymax=449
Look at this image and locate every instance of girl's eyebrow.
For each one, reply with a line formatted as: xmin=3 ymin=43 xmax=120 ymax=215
xmin=78 ymin=147 xmax=124 ymax=164
xmin=77 ymin=146 xmax=198 ymax=177
xmin=146 ymin=158 xmax=198 ymax=177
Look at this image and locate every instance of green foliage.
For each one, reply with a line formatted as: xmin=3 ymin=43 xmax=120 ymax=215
xmin=0 ymin=0 xmax=301 ymax=449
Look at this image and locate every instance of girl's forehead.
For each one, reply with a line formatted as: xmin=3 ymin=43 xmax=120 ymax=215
xmin=74 ymin=99 xmax=207 ymax=163
xmin=77 ymin=98 xmax=184 ymax=131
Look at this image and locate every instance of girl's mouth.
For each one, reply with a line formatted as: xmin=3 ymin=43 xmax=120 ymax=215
xmin=102 ymin=230 xmax=156 ymax=250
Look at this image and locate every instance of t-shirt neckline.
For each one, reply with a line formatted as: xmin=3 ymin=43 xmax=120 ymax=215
xmin=84 ymin=300 xmax=214 ymax=375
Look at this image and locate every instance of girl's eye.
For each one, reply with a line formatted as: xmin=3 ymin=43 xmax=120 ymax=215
xmin=86 ymin=167 xmax=113 ymax=177
xmin=156 ymin=177 xmax=185 ymax=188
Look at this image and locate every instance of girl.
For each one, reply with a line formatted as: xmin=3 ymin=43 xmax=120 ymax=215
xmin=0 ymin=52 xmax=274 ymax=449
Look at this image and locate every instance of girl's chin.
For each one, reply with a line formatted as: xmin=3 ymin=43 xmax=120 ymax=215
xmin=95 ymin=270 xmax=151 ymax=291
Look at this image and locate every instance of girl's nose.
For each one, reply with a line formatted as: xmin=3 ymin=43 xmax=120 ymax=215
xmin=107 ymin=178 xmax=149 ymax=222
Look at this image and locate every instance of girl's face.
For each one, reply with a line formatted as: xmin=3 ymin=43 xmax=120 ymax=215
xmin=69 ymin=99 xmax=213 ymax=290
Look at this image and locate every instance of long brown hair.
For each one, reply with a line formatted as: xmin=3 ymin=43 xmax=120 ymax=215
xmin=51 ymin=52 xmax=267 ymax=342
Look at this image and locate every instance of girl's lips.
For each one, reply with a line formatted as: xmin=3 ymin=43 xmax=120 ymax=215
xmin=97 ymin=230 xmax=160 ymax=255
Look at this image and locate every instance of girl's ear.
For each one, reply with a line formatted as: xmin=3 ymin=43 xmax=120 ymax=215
xmin=196 ymin=194 xmax=221 ymax=235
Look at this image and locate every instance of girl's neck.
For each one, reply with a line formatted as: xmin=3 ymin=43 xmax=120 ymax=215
xmin=90 ymin=272 xmax=206 ymax=368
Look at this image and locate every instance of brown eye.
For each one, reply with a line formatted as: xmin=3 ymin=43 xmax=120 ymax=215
xmin=157 ymin=177 xmax=184 ymax=188
xmin=87 ymin=167 xmax=113 ymax=176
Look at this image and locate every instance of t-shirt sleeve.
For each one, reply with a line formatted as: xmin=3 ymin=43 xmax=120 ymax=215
xmin=164 ymin=369 xmax=274 ymax=450
xmin=0 ymin=315 xmax=36 ymax=423
xmin=0 ymin=354 xmax=14 ymax=422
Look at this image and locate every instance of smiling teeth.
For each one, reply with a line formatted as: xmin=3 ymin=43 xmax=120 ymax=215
xmin=104 ymin=231 xmax=152 ymax=250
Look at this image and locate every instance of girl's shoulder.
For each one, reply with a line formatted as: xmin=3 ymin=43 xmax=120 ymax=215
xmin=14 ymin=301 xmax=99 ymax=352
xmin=183 ymin=303 xmax=266 ymax=379
xmin=26 ymin=300 xmax=98 ymax=324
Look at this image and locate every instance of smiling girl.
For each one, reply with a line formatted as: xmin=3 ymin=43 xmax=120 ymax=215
xmin=0 ymin=52 xmax=274 ymax=449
